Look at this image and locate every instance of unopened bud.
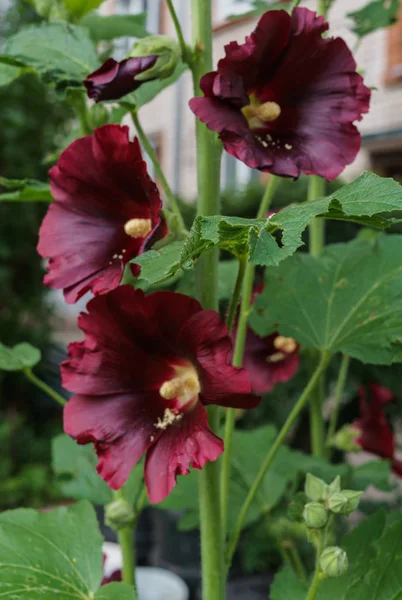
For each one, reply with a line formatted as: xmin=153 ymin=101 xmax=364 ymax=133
xmin=128 ymin=36 xmax=180 ymax=81
xmin=305 ymin=473 xmax=327 ymax=502
xmin=105 ymin=499 xmax=135 ymax=531
xmin=330 ymin=424 xmax=361 ymax=452
xmin=320 ymin=546 xmax=348 ymax=578
xmin=303 ymin=502 xmax=328 ymax=529
xmin=323 ymin=475 xmax=342 ymax=500
xmin=328 ymin=490 xmax=363 ymax=515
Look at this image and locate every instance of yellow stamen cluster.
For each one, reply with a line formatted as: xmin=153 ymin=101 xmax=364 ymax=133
xmin=124 ymin=218 xmax=152 ymax=239
xmin=155 ymin=408 xmax=183 ymax=430
xmin=160 ymin=373 xmax=200 ymax=401
xmin=274 ymin=336 xmax=297 ymax=354
xmin=242 ymin=101 xmax=281 ymax=129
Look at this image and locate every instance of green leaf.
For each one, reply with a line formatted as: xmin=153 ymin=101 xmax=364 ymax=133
xmin=347 ymin=0 xmax=400 ymax=38
xmin=65 ymin=0 xmax=105 ymax=19
xmin=349 ymin=460 xmax=393 ymax=492
xmin=270 ymin=565 xmax=307 ymax=600
xmin=251 ymin=235 xmax=402 ymax=364
xmin=0 ymin=342 xmax=41 ymax=371
xmin=4 ymin=22 xmax=99 ymax=92
xmin=0 ymin=63 xmax=24 ymax=87
xmin=120 ymin=61 xmax=187 ymax=109
xmin=95 ymin=583 xmax=137 ymax=600
xmin=0 ymin=501 xmax=103 ymax=598
xmin=133 ymin=241 xmax=184 ymax=286
xmin=0 ymin=177 xmax=52 ymax=202
xmin=81 ymin=12 xmax=148 ymax=41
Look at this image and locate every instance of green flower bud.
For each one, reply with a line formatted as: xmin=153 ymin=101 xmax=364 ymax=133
xmin=330 ymin=424 xmax=361 ymax=452
xmin=320 ymin=546 xmax=348 ymax=578
xmin=305 ymin=473 xmax=327 ymax=501
xmin=105 ymin=498 xmax=136 ymax=531
xmin=323 ymin=475 xmax=341 ymax=500
xmin=303 ymin=502 xmax=328 ymax=529
xmin=328 ymin=490 xmax=363 ymax=515
xmin=128 ymin=36 xmax=180 ymax=82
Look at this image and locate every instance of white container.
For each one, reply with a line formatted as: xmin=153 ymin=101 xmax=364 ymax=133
xmin=102 ymin=542 xmax=189 ymax=600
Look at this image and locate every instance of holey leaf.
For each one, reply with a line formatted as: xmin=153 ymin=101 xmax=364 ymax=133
xmin=251 ymin=235 xmax=402 ymax=364
xmin=0 ymin=502 xmax=104 ymax=599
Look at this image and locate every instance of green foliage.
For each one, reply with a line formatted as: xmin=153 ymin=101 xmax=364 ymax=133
xmin=227 ymin=0 xmax=292 ymax=20
xmin=0 ymin=177 xmax=52 ymax=201
xmin=251 ymin=235 xmax=402 ymax=364
xmin=0 ymin=342 xmax=41 ymax=371
xmin=3 ymin=22 xmax=99 ymax=93
xmin=120 ymin=61 xmax=188 ymax=109
xmin=95 ymin=584 xmax=137 ymax=600
xmin=270 ymin=565 xmax=307 ymax=599
xmin=64 ymin=0 xmax=105 ymax=20
xmin=0 ymin=63 xmax=25 ymax=87
xmin=81 ymin=12 xmax=148 ymax=41
xmin=133 ymin=241 xmax=184 ymax=286
xmin=52 ymin=434 xmax=145 ymax=506
xmin=347 ymin=0 xmax=400 ymax=38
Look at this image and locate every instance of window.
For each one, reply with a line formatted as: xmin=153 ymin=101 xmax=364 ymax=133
xmin=221 ymin=153 xmax=257 ymax=190
xmin=215 ymin=0 xmax=251 ymax=24
xmin=114 ymin=0 xmax=161 ymax=59
xmin=385 ymin=3 xmax=402 ymax=85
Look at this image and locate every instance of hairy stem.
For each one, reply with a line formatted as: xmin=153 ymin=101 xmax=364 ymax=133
xmin=306 ymin=533 xmax=324 ymax=600
xmin=226 ymin=352 xmax=331 ymax=568
xmin=326 ymin=355 xmax=351 ymax=454
xmin=24 ymin=368 xmax=66 ymax=407
xmin=131 ymin=110 xmax=186 ymax=232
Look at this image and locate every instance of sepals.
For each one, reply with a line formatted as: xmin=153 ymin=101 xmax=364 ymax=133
xmin=128 ymin=36 xmax=180 ymax=81
xmin=320 ymin=546 xmax=348 ymax=578
xmin=105 ymin=498 xmax=136 ymax=531
xmin=303 ymin=502 xmax=329 ymax=529
xmin=305 ymin=473 xmax=327 ymax=502
xmin=328 ymin=490 xmax=363 ymax=515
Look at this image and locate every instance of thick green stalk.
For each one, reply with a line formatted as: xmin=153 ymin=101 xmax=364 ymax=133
xmin=226 ymin=352 xmax=331 ymax=568
xmin=24 ymin=368 xmax=66 ymax=407
xmin=113 ymin=489 xmax=137 ymax=594
xmin=191 ymin=2 xmax=224 ymax=599
xmin=131 ymin=110 xmax=186 ymax=232
xmin=326 ymin=355 xmax=350 ymax=453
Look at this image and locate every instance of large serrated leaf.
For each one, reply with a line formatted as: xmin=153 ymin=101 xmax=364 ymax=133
xmin=0 ymin=502 xmax=103 ymax=599
xmin=95 ymin=583 xmax=137 ymax=600
xmin=251 ymin=235 xmax=402 ymax=364
xmin=4 ymin=22 xmax=99 ymax=91
xmin=81 ymin=12 xmax=148 ymax=41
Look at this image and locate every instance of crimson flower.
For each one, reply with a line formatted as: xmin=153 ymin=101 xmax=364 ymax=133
xmin=62 ymin=286 xmax=259 ymax=503
xmin=189 ymin=7 xmax=370 ymax=180
xmin=84 ymin=56 xmax=157 ymax=102
xmin=38 ymin=125 xmax=166 ymax=304
xmin=354 ymin=383 xmax=402 ymax=476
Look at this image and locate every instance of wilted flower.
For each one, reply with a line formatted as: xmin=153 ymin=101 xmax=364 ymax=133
xmin=62 ymin=287 xmax=259 ymax=503
xmin=189 ymin=7 xmax=370 ymax=180
xmin=38 ymin=125 xmax=166 ymax=303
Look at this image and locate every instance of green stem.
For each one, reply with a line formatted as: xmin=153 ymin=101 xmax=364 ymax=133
xmin=69 ymin=91 xmax=91 ymax=136
xmin=226 ymin=256 xmax=247 ymax=334
xmin=24 ymin=368 xmax=66 ymax=407
xmin=226 ymin=352 xmax=331 ymax=569
xmin=309 ymin=372 xmax=325 ymax=458
xmin=114 ymin=489 xmax=137 ymax=595
xmin=306 ymin=533 xmax=324 ymax=600
xmin=307 ymin=176 xmax=325 ymax=259
xmin=165 ymin=0 xmax=192 ymax=66
xmin=288 ymin=542 xmax=308 ymax=584
xmin=257 ymin=175 xmax=278 ymax=219
xmin=131 ymin=110 xmax=186 ymax=232
xmin=135 ymin=485 xmax=148 ymax=515
xmin=191 ymin=2 xmax=224 ymax=598
xmin=326 ymin=355 xmax=350 ymax=452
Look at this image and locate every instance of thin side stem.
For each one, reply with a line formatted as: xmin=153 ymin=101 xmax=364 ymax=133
xmin=308 ymin=176 xmax=325 ymax=259
xmin=191 ymin=2 xmax=224 ymax=598
xmin=113 ymin=489 xmax=137 ymax=595
xmin=257 ymin=175 xmax=278 ymax=219
xmin=165 ymin=0 xmax=192 ymax=66
xmin=226 ymin=256 xmax=247 ymax=334
xmin=24 ymin=368 xmax=66 ymax=407
xmin=135 ymin=485 xmax=148 ymax=516
xmin=309 ymin=373 xmax=325 ymax=458
xmin=288 ymin=542 xmax=308 ymax=584
xmin=326 ymin=355 xmax=351 ymax=451
xmin=306 ymin=533 xmax=324 ymax=600
xmin=226 ymin=352 xmax=331 ymax=569
xmin=131 ymin=110 xmax=186 ymax=232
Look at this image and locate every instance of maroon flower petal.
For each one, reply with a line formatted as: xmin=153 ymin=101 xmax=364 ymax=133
xmin=64 ymin=391 xmax=165 ymax=490
xmin=38 ymin=125 xmax=165 ymax=303
xmin=84 ymin=56 xmax=158 ymax=102
xmin=356 ymin=384 xmax=395 ymax=460
xmin=144 ymin=403 xmax=223 ymax=503
xmin=178 ymin=311 xmax=260 ymax=409
xmin=189 ymin=7 xmax=370 ymax=180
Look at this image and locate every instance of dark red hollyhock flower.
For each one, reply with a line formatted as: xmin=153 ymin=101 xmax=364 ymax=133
xmin=354 ymin=383 xmax=402 ymax=476
xmin=38 ymin=124 xmax=166 ymax=304
xmin=62 ymin=286 xmax=259 ymax=503
xmin=101 ymin=555 xmax=122 ymax=586
xmin=189 ymin=8 xmax=370 ymax=180
xmin=84 ymin=56 xmax=157 ymax=102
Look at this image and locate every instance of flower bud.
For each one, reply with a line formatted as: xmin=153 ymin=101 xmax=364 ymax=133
xmin=128 ymin=35 xmax=180 ymax=82
xmin=330 ymin=424 xmax=362 ymax=452
xmin=328 ymin=490 xmax=363 ymax=515
xmin=105 ymin=498 xmax=136 ymax=531
xmin=303 ymin=502 xmax=328 ymax=529
xmin=31 ymin=0 xmax=69 ymax=20
xmin=320 ymin=546 xmax=348 ymax=578
xmin=323 ymin=475 xmax=341 ymax=500
xmin=305 ymin=473 xmax=327 ymax=501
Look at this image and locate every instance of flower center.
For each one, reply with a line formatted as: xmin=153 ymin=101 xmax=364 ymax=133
xmin=274 ymin=336 xmax=297 ymax=354
xmin=159 ymin=365 xmax=200 ymax=409
xmin=124 ymin=218 xmax=152 ymax=238
xmin=242 ymin=96 xmax=281 ymax=130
